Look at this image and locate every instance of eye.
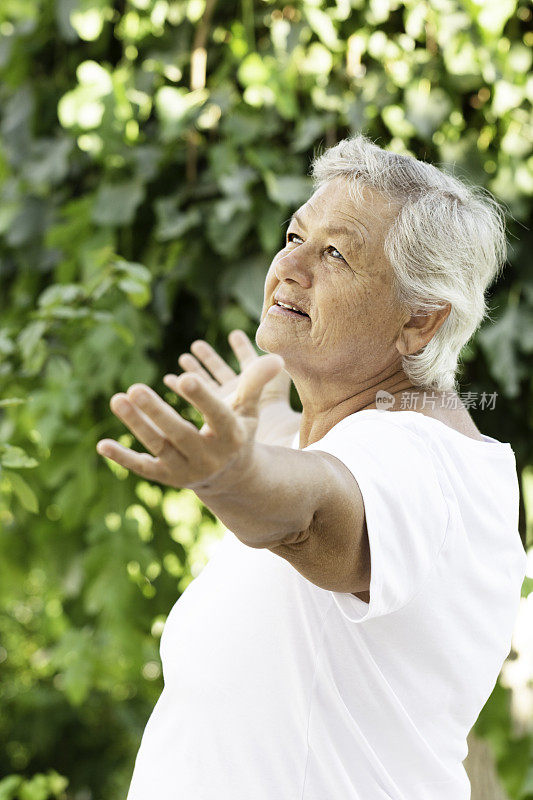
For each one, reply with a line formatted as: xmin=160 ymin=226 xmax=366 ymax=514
xmin=326 ymin=246 xmax=346 ymax=262
xmin=287 ymin=232 xmax=346 ymax=262
xmin=286 ymin=232 xmax=303 ymax=244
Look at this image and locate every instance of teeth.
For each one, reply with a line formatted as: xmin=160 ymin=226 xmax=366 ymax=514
xmin=278 ymin=301 xmax=300 ymax=312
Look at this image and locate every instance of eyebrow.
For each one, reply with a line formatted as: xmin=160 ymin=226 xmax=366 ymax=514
xmin=289 ymin=211 xmax=365 ymax=249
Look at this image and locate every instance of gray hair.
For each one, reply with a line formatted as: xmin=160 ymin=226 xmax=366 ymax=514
xmin=309 ymin=133 xmax=508 ymax=392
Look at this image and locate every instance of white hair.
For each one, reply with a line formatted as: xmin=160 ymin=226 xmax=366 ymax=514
xmin=309 ymin=133 xmax=508 ymax=392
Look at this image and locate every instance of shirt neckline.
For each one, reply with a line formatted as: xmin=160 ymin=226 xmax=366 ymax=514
xmin=337 ymin=409 xmax=513 ymax=451
xmin=293 ymin=408 xmax=513 ymax=452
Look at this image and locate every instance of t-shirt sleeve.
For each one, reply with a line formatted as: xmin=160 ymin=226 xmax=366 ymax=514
xmin=303 ymin=414 xmax=450 ymax=623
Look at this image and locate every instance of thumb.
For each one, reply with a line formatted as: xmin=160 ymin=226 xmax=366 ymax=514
xmin=232 ymin=354 xmax=285 ymax=417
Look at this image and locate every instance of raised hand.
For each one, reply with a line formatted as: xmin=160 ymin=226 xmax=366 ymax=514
xmin=173 ymin=330 xmax=301 ymax=447
xmin=174 ymin=331 xmax=285 ymax=405
xmin=96 ymin=354 xmax=286 ymax=490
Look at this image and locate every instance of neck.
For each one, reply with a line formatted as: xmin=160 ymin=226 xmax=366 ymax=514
xmin=293 ymin=368 xmax=417 ymax=448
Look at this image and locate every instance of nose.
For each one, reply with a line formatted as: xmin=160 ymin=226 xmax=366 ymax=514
xmin=273 ymin=248 xmax=312 ymax=289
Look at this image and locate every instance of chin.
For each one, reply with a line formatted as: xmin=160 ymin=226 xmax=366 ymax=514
xmin=255 ymin=321 xmax=274 ymax=354
xmin=257 ymin=317 xmax=291 ymax=354
xmin=256 ymin=316 xmax=308 ymax=359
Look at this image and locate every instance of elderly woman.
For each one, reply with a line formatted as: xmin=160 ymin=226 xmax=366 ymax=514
xmin=96 ymin=134 xmax=526 ymax=800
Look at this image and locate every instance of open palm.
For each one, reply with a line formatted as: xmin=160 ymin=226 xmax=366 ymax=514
xmin=167 ymin=330 xmax=301 ymax=447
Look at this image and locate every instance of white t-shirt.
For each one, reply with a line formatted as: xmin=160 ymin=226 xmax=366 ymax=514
xmin=127 ymin=409 xmax=527 ymax=800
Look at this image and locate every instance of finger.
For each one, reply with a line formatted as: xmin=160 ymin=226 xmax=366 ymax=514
xmin=228 ymin=329 xmax=258 ymax=369
xmin=164 ymin=374 xmax=236 ymax=439
xmin=176 ymin=353 xmax=218 ymax=388
xmin=259 ymin=366 xmax=293 ymax=402
xmin=127 ymin=383 xmax=200 ymax=453
xmin=109 ymin=393 xmax=168 ymax=456
xmin=233 ymin=355 xmax=285 ymax=417
xmin=190 ymin=340 xmax=236 ymax=384
xmin=96 ymin=439 xmax=163 ymax=482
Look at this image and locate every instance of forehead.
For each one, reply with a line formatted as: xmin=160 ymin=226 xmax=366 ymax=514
xmin=292 ymin=178 xmax=394 ymax=246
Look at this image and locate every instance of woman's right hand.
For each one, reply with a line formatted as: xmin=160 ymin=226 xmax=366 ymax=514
xmin=164 ymin=330 xmax=301 ymax=447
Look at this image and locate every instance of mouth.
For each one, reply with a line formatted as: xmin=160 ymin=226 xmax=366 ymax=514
xmin=269 ymin=300 xmax=310 ymax=319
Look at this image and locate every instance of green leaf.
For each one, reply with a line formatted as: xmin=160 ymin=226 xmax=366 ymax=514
xmin=221 ymin=255 xmax=268 ymax=320
xmin=474 ymin=0 xmax=517 ymax=38
xmin=37 ymin=283 xmax=86 ymax=309
xmin=17 ymin=321 xmax=48 ymax=375
xmin=6 ymin=197 xmax=51 ymax=247
xmin=55 ymin=0 xmax=79 ymax=41
xmin=92 ymin=181 xmax=145 ymax=226
xmin=438 ymin=129 xmax=487 ymax=185
xmin=0 ymin=445 xmax=39 ymax=469
xmin=255 ymin=198 xmax=286 ymax=253
xmin=206 ymin=208 xmax=252 ymax=257
xmin=0 ymin=203 xmax=20 ymax=236
xmin=115 ymin=262 xmax=152 ymax=309
xmin=18 ymin=774 xmax=50 ymax=800
xmin=114 ymin=260 xmax=152 ymax=283
xmin=237 ymin=53 xmax=271 ymax=86
xmin=405 ymin=84 xmax=452 ymax=140
xmin=303 ymin=7 xmax=341 ymax=52
xmin=291 ymin=113 xmax=335 ymax=153
xmin=154 ymin=203 xmax=201 ymax=242
xmin=477 ymin=305 xmax=531 ymax=397
xmin=492 ymin=80 xmax=524 ymax=117
xmin=263 ymin=171 xmax=313 ymax=207
xmin=155 ymin=87 xmax=209 ymax=142
xmin=118 ymin=278 xmax=151 ymax=308
xmin=21 ymin=137 xmax=73 ymax=190
xmin=70 ymin=0 xmax=109 ymax=42
xmin=221 ymin=108 xmax=282 ymax=145
xmin=0 ymin=775 xmax=23 ymax=800
xmin=49 ymin=628 xmax=95 ymax=706
xmin=3 ymin=470 xmax=39 ymax=513
xmin=0 ymin=329 xmax=15 ymax=356
xmin=43 ymin=307 xmax=91 ymax=320
xmin=111 ymin=320 xmax=135 ymax=345
xmin=46 ymin=772 xmax=68 ymax=796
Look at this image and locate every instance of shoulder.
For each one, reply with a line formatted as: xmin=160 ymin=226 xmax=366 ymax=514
xmin=415 ymin=406 xmax=485 ymax=441
xmin=304 ymin=411 xmax=450 ymax=513
xmin=310 ymin=410 xmax=432 ymax=453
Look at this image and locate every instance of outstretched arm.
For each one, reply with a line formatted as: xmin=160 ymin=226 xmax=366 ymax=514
xmin=96 ymin=355 xmax=369 ymax=594
xmin=195 ymin=441 xmax=370 ymax=595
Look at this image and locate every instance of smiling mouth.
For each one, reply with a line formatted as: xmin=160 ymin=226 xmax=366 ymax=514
xmin=271 ymin=301 xmax=309 ymax=318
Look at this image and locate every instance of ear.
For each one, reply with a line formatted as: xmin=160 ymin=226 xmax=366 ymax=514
xmin=396 ymin=304 xmax=451 ymax=357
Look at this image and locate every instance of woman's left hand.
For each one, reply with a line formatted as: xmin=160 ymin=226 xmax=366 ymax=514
xmin=96 ymin=353 xmax=285 ymax=491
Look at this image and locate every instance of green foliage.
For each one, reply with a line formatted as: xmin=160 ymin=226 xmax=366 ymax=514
xmin=0 ymin=0 xmax=531 ymax=797
xmin=475 ymin=681 xmax=533 ymax=800
xmin=0 ymin=770 xmax=68 ymax=800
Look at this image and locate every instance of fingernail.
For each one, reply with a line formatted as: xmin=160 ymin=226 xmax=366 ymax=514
xmin=111 ymin=396 xmax=128 ymax=410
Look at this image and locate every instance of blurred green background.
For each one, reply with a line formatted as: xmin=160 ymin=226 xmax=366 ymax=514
xmin=0 ymin=0 xmax=532 ymax=798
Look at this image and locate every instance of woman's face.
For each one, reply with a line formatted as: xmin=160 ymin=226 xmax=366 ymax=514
xmin=256 ymin=177 xmax=407 ymax=385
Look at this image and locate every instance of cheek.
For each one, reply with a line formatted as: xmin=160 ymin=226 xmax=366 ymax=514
xmin=323 ymin=278 xmax=367 ymax=323
xmin=319 ymin=278 xmax=395 ymax=343
xmin=263 ymin=263 xmax=278 ymax=299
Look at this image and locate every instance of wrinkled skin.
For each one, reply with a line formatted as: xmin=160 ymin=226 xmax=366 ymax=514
xmin=257 ymin=178 xmax=404 ymax=378
xmin=256 ymin=176 xmax=453 ymax=446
